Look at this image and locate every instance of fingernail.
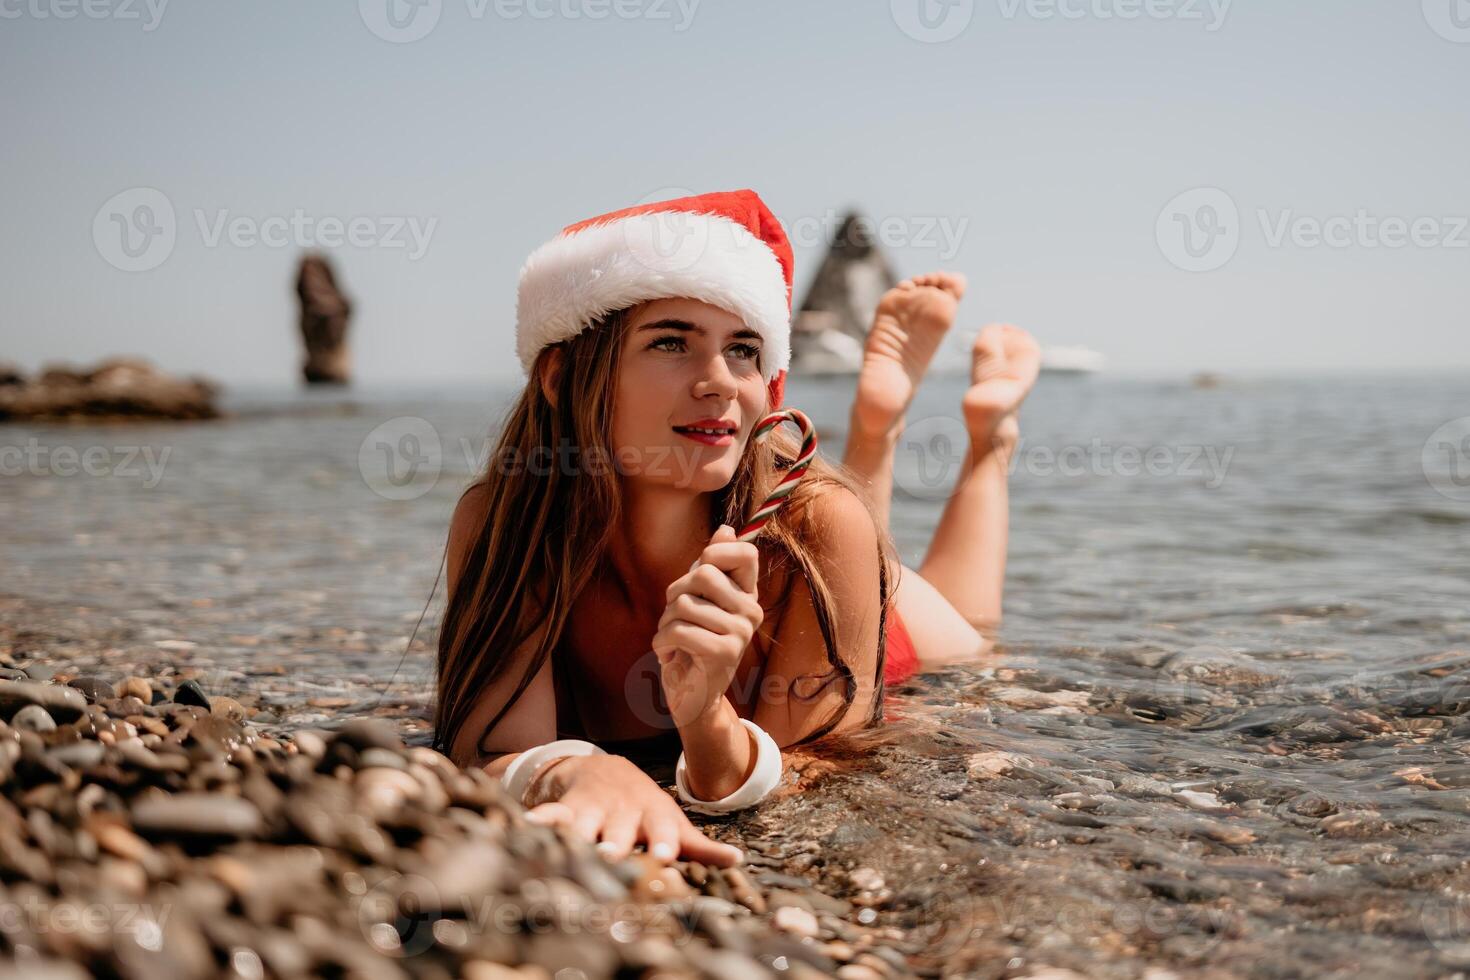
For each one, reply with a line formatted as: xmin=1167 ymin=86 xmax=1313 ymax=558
xmin=651 ymin=842 xmax=676 ymax=861
xmin=730 ymin=847 xmax=745 ymax=865
xmin=525 ymin=812 xmax=547 ymax=824
xmin=596 ymin=841 xmax=618 ymax=857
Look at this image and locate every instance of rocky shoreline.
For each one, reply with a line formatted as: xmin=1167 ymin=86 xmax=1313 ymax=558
xmin=0 ymin=652 xmax=929 ymax=980
xmin=0 ymin=359 xmax=220 ymax=422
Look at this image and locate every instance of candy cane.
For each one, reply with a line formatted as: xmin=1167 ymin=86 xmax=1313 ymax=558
xmin=734 ymin=408 xmax=817 ymax=543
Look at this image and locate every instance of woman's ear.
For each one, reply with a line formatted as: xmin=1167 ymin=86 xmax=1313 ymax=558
xmin=536 ymin=346 xmax=565 ymax=409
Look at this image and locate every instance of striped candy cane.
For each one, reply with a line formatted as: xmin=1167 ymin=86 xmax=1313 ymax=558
xmin=734 ymin=408 xmax=817 ymax=543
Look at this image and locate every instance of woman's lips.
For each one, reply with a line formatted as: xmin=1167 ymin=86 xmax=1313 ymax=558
xmin=673 ymin=426 xmax=735 ymax=446
xmin=672 ymin=426 xmax=735 ymax=446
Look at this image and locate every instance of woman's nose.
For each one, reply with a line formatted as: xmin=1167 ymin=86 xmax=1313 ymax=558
xmin=691 ymin=354 xmax=738 ymax=399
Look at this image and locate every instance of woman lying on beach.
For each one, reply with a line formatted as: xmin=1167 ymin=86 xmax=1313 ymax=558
xmin=434 ymin=190 xmax=1040 ymax=869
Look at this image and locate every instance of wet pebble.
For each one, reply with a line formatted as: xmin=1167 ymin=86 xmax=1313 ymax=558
xmin=131 ymin=793 xmax=265 ymax=840
xmin=11 ymin=703 xmax=57 ymax=733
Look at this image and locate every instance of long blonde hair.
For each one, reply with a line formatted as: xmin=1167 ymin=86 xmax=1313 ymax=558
xmin=432 ymin=307 xmax=901 ymax=761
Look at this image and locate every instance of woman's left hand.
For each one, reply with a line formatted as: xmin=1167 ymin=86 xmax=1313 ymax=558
xmin=652 ymin=524 xmax=763 ymax=727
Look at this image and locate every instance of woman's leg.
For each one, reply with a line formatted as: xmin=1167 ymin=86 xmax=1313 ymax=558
xmin=913 ymin=325 xmax=1039 ymax=644
xmin=841 ymin=272 xmax=967 ymax=532
xmin=843 ymin=281 xmax=1041 ymax=669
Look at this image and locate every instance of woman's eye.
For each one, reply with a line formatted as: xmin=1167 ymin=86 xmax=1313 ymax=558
xmin=649 ymin=336 xmax=684 ymax=352
xmin=729 ymin=344 xmax=761 ymax=361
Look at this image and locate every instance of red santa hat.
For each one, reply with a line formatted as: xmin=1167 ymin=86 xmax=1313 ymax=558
xmin=515 ymin=188 xmax=794 ymax=410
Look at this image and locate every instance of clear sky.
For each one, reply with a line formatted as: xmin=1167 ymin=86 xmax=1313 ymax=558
xmin=3 ymin=0 xmax=1467 ymax=383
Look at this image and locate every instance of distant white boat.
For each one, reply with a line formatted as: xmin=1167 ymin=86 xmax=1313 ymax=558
xmin=1040 ymin=345 xmax=1105 ymax=375
xmin=789 ymin=312 xmax=866 ymax=375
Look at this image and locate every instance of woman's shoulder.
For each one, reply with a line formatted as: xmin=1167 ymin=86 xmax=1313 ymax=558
xmin=787 ymin=478 xmax=881 ymax=540
xmin=446 ymin=481 xmax=492 ymax=590
xmin=755 ymin=479 xmax=883 ymax=601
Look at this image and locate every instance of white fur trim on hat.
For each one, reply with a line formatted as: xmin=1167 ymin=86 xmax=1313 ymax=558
xmin=515 ymin=210 xmax=791 ymax=382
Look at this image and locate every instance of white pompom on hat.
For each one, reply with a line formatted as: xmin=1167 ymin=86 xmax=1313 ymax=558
xmin=515 ymin=188 xmax=795 ymax=410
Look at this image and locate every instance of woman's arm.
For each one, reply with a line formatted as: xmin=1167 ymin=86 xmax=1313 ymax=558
xmin=445 ymin=483 xmax=559 ymax=772
xmin=444 ymin=485 xmax=743 ymax=867
xmin=676 ymin=486 xmax=884 ymax=778
xmin=750 ymin=484 xmax=884 ymax=748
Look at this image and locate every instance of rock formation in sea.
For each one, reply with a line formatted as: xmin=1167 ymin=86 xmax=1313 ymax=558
xmin=789 ymin=212 xmax=900 ymax=376
xmin=296 ymin=253 xmax=352 ymax=385
xmin=0 ymin=358 xmax=219 ymax=421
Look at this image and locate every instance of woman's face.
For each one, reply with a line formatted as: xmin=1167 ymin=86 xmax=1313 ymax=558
xmin=612 ymin=297 xmax=768 ymax=493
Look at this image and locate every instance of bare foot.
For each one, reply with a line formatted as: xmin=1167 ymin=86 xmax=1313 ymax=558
xmin=851 ymin=271 xmax=967 ymax=439
xmin=961 ymin=323 xmax=1041 ymax=449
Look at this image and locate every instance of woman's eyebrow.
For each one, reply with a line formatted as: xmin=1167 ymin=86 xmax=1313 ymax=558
xmin=635 ymin=319 xmax=762 ymax=341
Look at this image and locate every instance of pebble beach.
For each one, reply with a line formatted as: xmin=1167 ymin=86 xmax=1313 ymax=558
xmin=3 ymin=373 xmax=1469 ymax=978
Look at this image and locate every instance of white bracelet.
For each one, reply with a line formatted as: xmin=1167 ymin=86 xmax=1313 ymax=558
xmin=674 ymin=718 xmax=783 ymax=815
xmin=502 ymin=739 xmax=606 ymax=807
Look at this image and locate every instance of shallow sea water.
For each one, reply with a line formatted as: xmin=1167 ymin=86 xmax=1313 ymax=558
xmin=3 ymin=372 xmax=1469 ymax=978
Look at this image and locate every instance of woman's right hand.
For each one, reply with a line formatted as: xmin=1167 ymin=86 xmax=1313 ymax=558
xmin=521 ymin=753 xmax=744 ymax=868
